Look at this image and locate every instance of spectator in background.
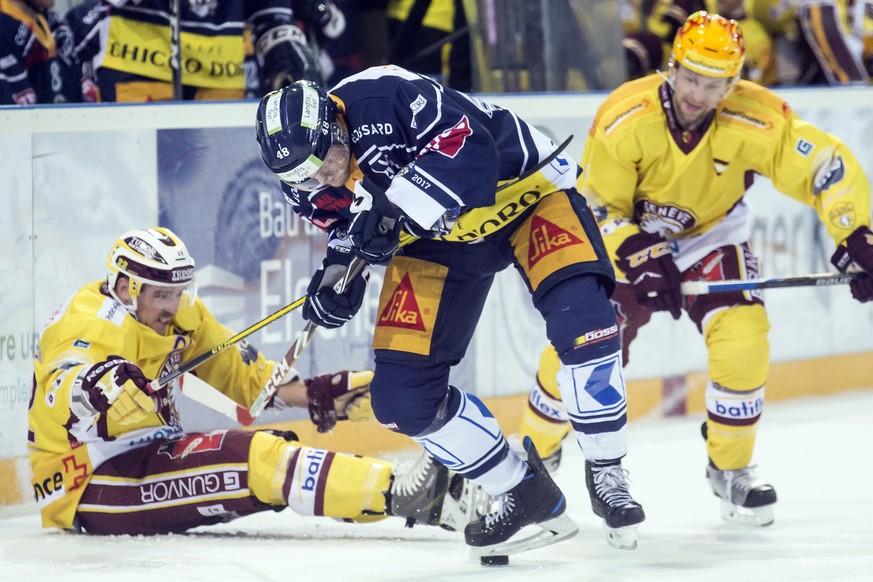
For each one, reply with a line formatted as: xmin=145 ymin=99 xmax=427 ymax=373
xmin=384 ymin=0 xmax=471 ymax=90
xmin=623 ymin=29 xmax=665 ymax=79
xmin=796 ymin=0 xmax=872 ymax=85
xmin=65 ymin=0 xmax=344 ymax=102
xmin=0 ymin=0 xmax=82 ymax=104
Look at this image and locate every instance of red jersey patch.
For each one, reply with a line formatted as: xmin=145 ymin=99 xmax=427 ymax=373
xmin=422 ymin=116 xmax=473 ymax=159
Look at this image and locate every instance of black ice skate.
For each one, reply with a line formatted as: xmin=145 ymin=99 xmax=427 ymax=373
xmin=388 ymin=450 xmax=487 ymax=530
xmin=706 ymin=461 xmax=777 ymax=527
xmin=585 ymin=459 xmax=646 ymax=550
xmin=464 ymin=437 xmax=578 ymax=560
xmin=388 ymin=450 xmax=450 ymax=526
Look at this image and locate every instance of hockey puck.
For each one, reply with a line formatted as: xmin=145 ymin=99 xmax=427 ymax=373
xmin=480 ymin=555 xmax=509 ymax=566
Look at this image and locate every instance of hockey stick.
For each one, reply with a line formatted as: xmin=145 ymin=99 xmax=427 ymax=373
xmin=244 ymin=255 xmax=366 ymax=422
xmin=169 ymin=0 xmax=183 ymax=100
xmin=680 ymin=272 xmax=860 ymax=295
xmin=147 ymin=256 xmax=365 ymax=402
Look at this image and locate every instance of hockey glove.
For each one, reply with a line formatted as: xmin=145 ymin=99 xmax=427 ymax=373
xmin=303 ymin=243 xmax=369 ymax=329
xmin=348 ymin=181 xmax=404 ymax=265
xmin=256 ymin=24 xmax=321 ymax=90
xmin=293 ymin=0 xmax=346 ymax=39
xmin=305 ymin=369 xmax=375 ymax=432
xmin=831 ymin=226 xmax=873 ymax=303
xmin=72 ymin=357 xmax=157 ymax=425
xmin=616 ymin=231 xmax=683 ymax=319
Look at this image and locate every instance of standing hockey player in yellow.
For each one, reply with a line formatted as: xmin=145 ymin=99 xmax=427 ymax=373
xmin=519 ymin=10 xmax=873 ymax=528
xmin=28 ymin=226 xmax=476 ymax=535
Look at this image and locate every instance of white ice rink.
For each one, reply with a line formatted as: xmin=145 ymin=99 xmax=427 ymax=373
xmin=2 ymin=390 xmax=872 ymax=582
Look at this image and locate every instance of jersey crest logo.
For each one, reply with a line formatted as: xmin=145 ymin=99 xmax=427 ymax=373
xmin=378 ymin=274 xmax=426 ymax=330
xmin=713 ymin=158 xmax=729 ymax=176
xmin=528 ymin=216 xmax=584 ymax=267
xmin=158 ymin=431 xmax=227 ymax=460
xmin=423 ymin=116 xmax=472 ymax=159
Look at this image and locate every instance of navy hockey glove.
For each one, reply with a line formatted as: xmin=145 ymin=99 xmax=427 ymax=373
xmin=831 ymin=226 xmax=873 ymax=303
xmin=303 ymin=244 xmax=369 ymax=329
xmin=348 ymin=182 xmax=404 ymax=265
xmin=616 ymin=231 xmax=683 ymax=319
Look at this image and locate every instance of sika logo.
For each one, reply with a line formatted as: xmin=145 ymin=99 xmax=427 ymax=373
xmin=378 ymin=274 xmax=426 ymax=330
xmin=528 ymin=216 xmax=583 ymax=267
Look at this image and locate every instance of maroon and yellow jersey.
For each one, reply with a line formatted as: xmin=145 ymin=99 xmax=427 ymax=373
xmin=581 ymin=74 xmax=872 ymax=269
xmin=28 ymin=281 xmax=275 ymax=529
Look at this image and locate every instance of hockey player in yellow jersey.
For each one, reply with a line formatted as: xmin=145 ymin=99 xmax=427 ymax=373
xmin=28 ymin=226 xmax=478 ymax=535
xmin=519 ymin=10 xmax=873 ymax=528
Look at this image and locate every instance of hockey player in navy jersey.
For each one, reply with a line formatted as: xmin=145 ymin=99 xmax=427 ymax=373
xmin=255 ymin=65 xmax=646 ymax=557
xmin=0 ymin=0 xmax=81 ymax=104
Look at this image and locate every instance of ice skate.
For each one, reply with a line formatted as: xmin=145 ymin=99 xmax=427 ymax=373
xmin=389 ymin=450 xmax=487 ymax=530
xmin=464 ymin=437 xmax=578 ymax=562
xmin=585 ymin=460 xmax=645 ymax=550
xmin=388 ymin=450 xmax=451 ymax=527
xmin=706 ymin=462 xmax=777 ymax=527
xmin=439 ymin=471 xmax=491 ymax=532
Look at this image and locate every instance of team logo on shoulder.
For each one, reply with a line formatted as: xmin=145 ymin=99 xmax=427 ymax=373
xmin=423 ymin=116 xmax=472 ymax=159
xmin=795 ymin=138 xmax=814 ymax=157
xmin=410 ymin=94 xmax=427 ymax=129
xmin=528 ymin=216 xmax=584 ymax=267
xmin=378 ymin=274 xmax=426 ymax=330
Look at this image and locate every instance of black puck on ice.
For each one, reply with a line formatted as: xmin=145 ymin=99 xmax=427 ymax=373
xmin=481 ymin=555 xmax=509 ymax=566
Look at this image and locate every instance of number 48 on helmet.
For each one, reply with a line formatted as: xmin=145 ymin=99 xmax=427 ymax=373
xmin=255 ymin=81 xmax=349 ymax=192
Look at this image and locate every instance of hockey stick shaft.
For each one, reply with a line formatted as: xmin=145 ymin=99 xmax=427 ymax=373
xmin=149 ymin=256 xmax=364 ymax=396
xmin=169 ymin=0 xmax=183 ymax=100
xmin=244 ymin=255 xmax=366 ymax=422
xmin=680 ymin=272 xmax=860 ymax=295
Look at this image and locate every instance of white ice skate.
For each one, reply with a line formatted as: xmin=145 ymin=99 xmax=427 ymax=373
xmin=706 ymin=463 xmax=777 ymax=527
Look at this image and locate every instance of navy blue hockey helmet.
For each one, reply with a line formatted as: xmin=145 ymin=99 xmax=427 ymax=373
xmin=255 ymin=81 xmax=344 ymax=191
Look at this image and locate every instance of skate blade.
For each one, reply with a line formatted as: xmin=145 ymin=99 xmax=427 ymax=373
xmin=720 ymin=500 xmax=775 ymax=527
xmin=603 ymin=523 xmax=638 ymax=550
xmin=470 ymin=513 xmax=579 ymax=560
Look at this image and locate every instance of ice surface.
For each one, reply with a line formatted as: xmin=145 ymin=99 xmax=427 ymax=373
xmin=2 ymin=390 xmax=872 ymax=581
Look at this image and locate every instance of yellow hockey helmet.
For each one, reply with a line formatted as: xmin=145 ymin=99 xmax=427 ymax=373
xmin=106 ymin=227 xmax=196 ymax=310
xmin=671 ymin=11 xmax=746 ymax=78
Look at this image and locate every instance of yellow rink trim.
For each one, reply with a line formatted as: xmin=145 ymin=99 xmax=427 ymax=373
xmin=4 ymin=351 xmax=872 ymax=506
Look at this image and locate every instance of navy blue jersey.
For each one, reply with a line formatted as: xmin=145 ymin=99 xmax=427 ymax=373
xmin=281 ymin=65 xmax=578 ymax=240
xmin=0 ymin=0 xmax=81 ymax=104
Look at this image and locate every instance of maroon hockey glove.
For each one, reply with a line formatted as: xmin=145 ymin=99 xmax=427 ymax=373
xmin=76 ymin=356 xmax=157 ymax=424
xmin=305 ymin=370 xmax=374 ymax=433
xmin=831 ymin=226 xmax=873 ymax=303
xmin=616 ymin=231 xmax=683 ymax=319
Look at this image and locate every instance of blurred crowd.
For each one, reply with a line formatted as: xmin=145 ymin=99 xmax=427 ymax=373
xmin=2 ymin=0 xmax=872 ymax=105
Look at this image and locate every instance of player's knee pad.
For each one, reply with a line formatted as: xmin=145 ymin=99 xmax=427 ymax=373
xmin=556 ymin=348 xmax=628 ymax=460
xmin=519 ymin=345 xmax=570 ymax=458
xmin=369 ymin=361 xmax=452 ymax=435
xmin=705 ymin=380 xmax=764 ymax=470
xmin=705 ymin=304 xmax=770 ymax=390
xmin=413 ymin=386 xmax=525 ymax=495
xmin=247 ymin=432 xmax=392 ymax=519
xmin=536 ymin=275 xmax=621 ymax=364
